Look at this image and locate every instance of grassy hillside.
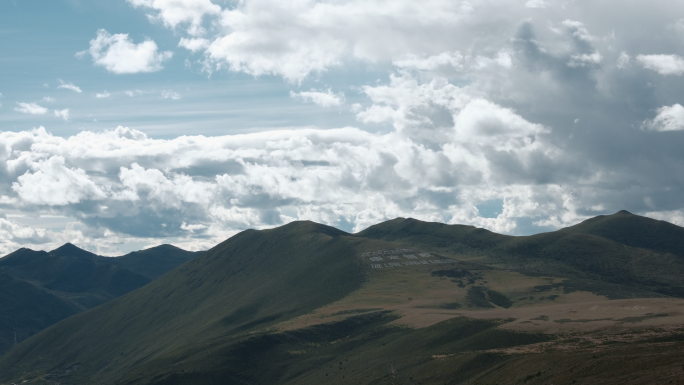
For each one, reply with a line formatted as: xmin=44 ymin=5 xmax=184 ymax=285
xmin=0 ymin=243 xmax=198 ymax=356
xmin=2 ymin=213 xmax=684 ymax=384
xmin=1 ymin=247 xmax=149 ymax=302
xmin=357 ymin=217 xmax=512 ymax=255
xmin=0 ymin=221 xmax=366 ymax=384
xmin=360 ymin=212 xmax=684 ymax=297
xmin=560 ymin=210 xmax=684 ymax=256
xmin=0 ymin=272 xmax=80 ymax=357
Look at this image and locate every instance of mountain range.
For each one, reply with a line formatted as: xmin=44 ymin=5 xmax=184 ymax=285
xmin=1 ymin=211 xmax=684 ymax=384
xmin=0 ymin=244 xmax=200 ymax=356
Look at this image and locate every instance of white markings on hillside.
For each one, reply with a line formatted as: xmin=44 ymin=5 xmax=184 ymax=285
xmin=362 ymin=248 xmax=456 ymax=269
xmin=361 ymin=248 xmax=414 ymax=257
xmin=370 ymin=259 xmax=456 ymax=269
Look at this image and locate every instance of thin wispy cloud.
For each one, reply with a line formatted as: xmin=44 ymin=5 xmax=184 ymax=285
xmin=290 ymin=89 xmax=344 ymax=107
xmin=57 ymin=80 xmax=82 ymax=93
xmin=14 ymin=102 xmax=48 ymax=115
xmin=54 ymin=108 xmax=70 ymax=121
xmin=161 ymin=90 xmax=181 ymax=100
xmin=124 ymin=90 xmax=143 ymax=97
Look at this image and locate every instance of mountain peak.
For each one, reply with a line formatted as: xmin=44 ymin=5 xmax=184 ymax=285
xmin=562 ymin=210 xmax=684 ymax=256
xmin=49 ymin=243 xmax=98 ymax=258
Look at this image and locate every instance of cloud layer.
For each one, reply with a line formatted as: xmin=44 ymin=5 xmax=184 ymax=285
xmin=3 ymin=67 xmax=683 ymax=255
xmin=4 ymin=0 xmax=684 ymax=256
xmin=15 ymin=102 xmax=48 ymax=115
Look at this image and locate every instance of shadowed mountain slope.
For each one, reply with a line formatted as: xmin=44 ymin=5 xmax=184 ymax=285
xmin=0 ymin=244 xmax=199 ymax=356
xmin=1 ymin=247 xmax=148 ymax=300
xmin=112 ymin=244 xmax=203 ymax=280
xmin=357 ymin=217 xmax=512 ymax=255
xmin=0 ymin=272 xmax=80 ymax=358
xmin=0 ymin=221 xmax=366 ymax=384
xmin=559 ymin=210 xmax=684 ymax=257
xmin=49 ymin=243 xmax=99 ymax=258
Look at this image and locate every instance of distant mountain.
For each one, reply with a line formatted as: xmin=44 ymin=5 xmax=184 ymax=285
xmin=49 ymin=242 xmax=100 ymax=258
xmin=0 ymin=272 xmax=80 ymax=358
xmin=1 ymin=213 xmax=684 ymax=384
xmin=0 ymin=243 xmax=200 ymax=356
xmin=112 ymin=244 xmax=204 ymax=280
xmin=357 ymin=217 xmax=512 ymax=252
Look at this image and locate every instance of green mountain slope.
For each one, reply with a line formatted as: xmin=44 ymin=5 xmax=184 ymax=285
xmin=559 ymin=210 xmax=684 ymax=256
xmin=0 ymin=246 xmax=147 ymax=307
xmin=0 ymin=272 xmax=80 ymax=357
xmin=359 ymin=212 xmax=684 ymax=297
xmin=1 ymin=213 xmax=684 ymax=384
xmin=0 ymin=221 xmax=366 ymax=384
xmin=357 ymin=217 xmax=512 ymax=255
xmin=0 ymin=243 xmax=198 ymax=356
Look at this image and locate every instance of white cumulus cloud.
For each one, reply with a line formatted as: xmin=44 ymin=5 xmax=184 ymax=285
xmin=637 ymin=54 xmax=684 ymax=75
xmin=127 ymin=0 xmax=221 ymax=36
xmin=203 ymin=0 xmax=474 ymax=82
xmin=96 ymin=91 xmax=111 ymax=98
xmin=82 ymin=29 xmax=173 ymax=74
xmin=290 ymin=89 xmax=344 ymax=107
xmin=642 ymin=104 xmax=684 ymax=132
xmin=12 ymin=156 xmax=107 ymax=206
xmin=178 ymin=37 xmax=210 ymax=52
xmin=15 ymin=102 xmax=48 ymax=115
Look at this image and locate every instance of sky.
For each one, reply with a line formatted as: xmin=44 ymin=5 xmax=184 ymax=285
xmin=1 ymin=0 xmax=684 ymax=255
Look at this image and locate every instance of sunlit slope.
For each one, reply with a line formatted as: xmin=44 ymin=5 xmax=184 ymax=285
xmin=360 ymin=212 xmax=684 ymax=297
xmin=0 ymin=221 xmax=366 ymax=384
